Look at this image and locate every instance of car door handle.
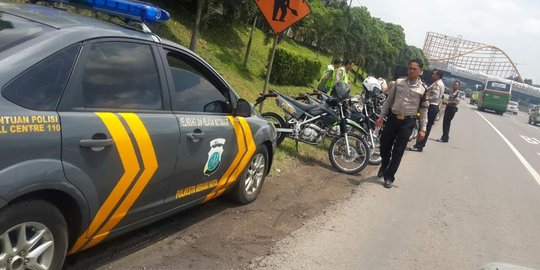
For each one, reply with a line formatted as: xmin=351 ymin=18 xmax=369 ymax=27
xmin=79 ymin=139 xmax=114 ymax=148
xmin=187 ymin=132 xmax=205 ymax=142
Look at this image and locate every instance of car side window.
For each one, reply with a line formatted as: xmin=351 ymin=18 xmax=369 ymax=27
xmin=80 ymin=41 xmax=162 ymax=110
xmin=165 ymin=51 xmax=230 ymax=113
xmin=2 ymin=44 xmax=80 ymax=111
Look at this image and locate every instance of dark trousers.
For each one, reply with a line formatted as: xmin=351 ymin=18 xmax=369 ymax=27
xmin=380 ymin=114 xmax=416 ymax=182
xmin=441 ymin=106 xmax=458 ymax=141
xmin=414 ymin=104 xmax=439 ymax=149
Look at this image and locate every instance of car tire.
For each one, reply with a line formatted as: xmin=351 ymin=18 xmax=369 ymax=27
xmin=0 ymin=200 xmax=68 ymax=270
xmin=228 ymin=146 xmax=269 ymax=204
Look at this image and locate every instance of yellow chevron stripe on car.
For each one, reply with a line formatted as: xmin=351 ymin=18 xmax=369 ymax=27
xmin=83 ymin=113 xmax=159 ymax=250
xmin=69 ymin=112 xmax=140 ymax=254
xmin=204 ymin=116 xmax=246 ymax=202
xmin=216 ymin=117 xmax=256 ymax=197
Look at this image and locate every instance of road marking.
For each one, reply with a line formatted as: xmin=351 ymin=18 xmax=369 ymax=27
xmin=520 ymin=135 xmax=540 ymax=145
xmin=476 ymin=111 xmax=540 ymax=186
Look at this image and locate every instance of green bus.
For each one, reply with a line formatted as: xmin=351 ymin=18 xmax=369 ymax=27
xmin=477 ymin=80 xmax=512 ymax=115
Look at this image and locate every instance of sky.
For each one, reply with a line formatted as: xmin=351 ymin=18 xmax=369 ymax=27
xmin=353 ymin=0 xmax=540 ymax=83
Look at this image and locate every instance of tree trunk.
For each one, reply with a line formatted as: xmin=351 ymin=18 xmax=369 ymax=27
xmin=189 ymin=0 xmax=204 ymax=52
xmin=243 ymin=15 xmax=258 ymax=68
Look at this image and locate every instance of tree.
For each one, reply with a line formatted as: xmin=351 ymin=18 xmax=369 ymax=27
xmin=189 ymin=0 xmax=204 ymax=52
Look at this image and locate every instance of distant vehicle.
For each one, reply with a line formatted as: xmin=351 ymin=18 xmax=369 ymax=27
xmin=506 ymin=101 xmax=519 ymax=115
xmin=529 ymin=105 xmax=540 ymax=125
xmin=477 ymin=80 xmax=512 ymax=115
xmin=470 ymin=91 xmax=480 ymax=105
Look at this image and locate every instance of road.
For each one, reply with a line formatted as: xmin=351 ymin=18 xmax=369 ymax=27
xmin=255 ymin=103 xmax=540 ymax=270
xmin=65 ymin=102 xmax=540 ymax=270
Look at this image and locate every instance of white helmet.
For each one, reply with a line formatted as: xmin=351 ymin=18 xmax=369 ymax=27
xmin=362 ymin=76 xmax=382 ymax=93
xmin=378 ymin=77 xmax=388 ymax=92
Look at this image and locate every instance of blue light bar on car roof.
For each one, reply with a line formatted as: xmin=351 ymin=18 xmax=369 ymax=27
xmin=38 ymin=0 xmax=170 ymax=23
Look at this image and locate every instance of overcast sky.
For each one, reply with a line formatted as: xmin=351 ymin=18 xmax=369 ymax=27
xmin=354 ymin=0 xmax=540 ymax=83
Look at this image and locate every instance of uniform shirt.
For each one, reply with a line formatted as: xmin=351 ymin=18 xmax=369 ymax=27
xmin=380 ymin=77 xmax=429 ymax=131
xmin=318 ymin=65 xmax=335 ymax=92
xmin=334 ymin=66 xmax=349 ymax=85
xmin=428 ymin=79 xmax=444 ymax=105
xmin=447 ymin=89 xmax=461 ymax=106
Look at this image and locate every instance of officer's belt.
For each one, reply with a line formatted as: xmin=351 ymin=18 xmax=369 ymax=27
xmin=390 ymin=112 xmax=416 ymax=120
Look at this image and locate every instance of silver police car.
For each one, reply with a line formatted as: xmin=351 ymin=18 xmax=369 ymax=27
xmin=0 ymin=1 xmax=276 ymax=269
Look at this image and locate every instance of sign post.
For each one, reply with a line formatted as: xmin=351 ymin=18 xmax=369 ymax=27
xmin=254 ymin=0 xmax=312 ymax=110
xmin=260 ymin=35 xmax=279 ymax=112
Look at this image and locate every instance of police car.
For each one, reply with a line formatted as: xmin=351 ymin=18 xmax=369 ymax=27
xmin=0 ymin=1 xmax=276 ymax=269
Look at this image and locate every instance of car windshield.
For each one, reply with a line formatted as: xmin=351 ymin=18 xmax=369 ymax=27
xmin=0 ymin=12 xmax=52 ymax=53
xmin=509 ymin=101 xmax=518 ymax=106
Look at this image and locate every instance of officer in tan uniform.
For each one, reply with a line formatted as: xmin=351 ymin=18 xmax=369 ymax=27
xmin=376 ymin=59 xmax=428 ymax=188
xmin=438 ymin=80 xmax=462 ymax=142
xmin=409 ymin=70 xmax=445 ymax=152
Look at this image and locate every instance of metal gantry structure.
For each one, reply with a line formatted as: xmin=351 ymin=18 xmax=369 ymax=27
xmin=423 ymin=32 xmax=523 ymax=81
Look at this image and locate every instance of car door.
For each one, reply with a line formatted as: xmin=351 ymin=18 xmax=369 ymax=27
xmin=159 ymin=47 xmax=240 ymax=208
xmin=58 ymin=39 xmax=179 ymax=252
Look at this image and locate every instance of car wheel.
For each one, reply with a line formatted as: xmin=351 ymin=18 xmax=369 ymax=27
xmin=229 ymin=146 xmax=269 ymax=204
xmin=0 ymin=200 xmax=68 ymax=270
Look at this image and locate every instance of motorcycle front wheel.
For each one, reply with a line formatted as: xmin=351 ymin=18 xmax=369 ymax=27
xmin=328 ymin=134 xmax=369 ymax=175
xmin=366 ymin=137 xmax=382 ymax=165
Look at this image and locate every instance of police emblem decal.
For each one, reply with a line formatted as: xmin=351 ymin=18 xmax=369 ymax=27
xmin=204 ymin=138 xmax=226 ymax=176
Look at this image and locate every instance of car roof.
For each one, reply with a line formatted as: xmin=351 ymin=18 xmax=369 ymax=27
xmin=0 ymin=2 xmax=203 ymax=87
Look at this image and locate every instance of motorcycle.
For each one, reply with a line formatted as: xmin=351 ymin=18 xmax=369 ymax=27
xmin=255 ymin=85 xmax=370 ymax=174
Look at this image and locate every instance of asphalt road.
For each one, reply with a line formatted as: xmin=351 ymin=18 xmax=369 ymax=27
xmin=255 ymin=103 xmax=540 ymax=270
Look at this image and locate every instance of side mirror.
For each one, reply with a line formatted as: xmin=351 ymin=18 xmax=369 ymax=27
xmin=234 ymin=99 xmax=253 ymax=117
xmin=204 ymin=100 xmax=230 ymax=113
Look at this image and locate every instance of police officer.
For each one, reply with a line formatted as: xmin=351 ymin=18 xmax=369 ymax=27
xmin=409 ymin=70 xmax=444 ymax=152
xmin=334 ymin=59 xmax=354 ymax=86
xmin=438 ymin=80 xmax=462 ymax=143
xmin=329 ymin=59 xmax=353 ymax=97
xmin=376 ymin=59 xmax=428 ymax=188
xmin=318 ymin=58 xmax=342 ymax=93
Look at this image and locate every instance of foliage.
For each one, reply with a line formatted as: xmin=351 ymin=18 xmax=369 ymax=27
xmin=270 ymin=48 xmax=322 ymax=86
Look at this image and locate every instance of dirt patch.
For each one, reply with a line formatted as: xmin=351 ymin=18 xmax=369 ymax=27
xmin=63 ymin=159 xmax=377 ymax=270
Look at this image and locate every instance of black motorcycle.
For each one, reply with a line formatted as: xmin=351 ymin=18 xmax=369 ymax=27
xmin=255 ymin=86 xmax=370 ymax=174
